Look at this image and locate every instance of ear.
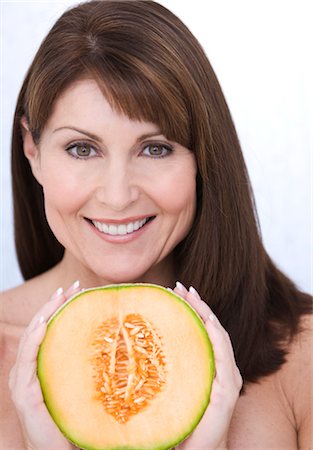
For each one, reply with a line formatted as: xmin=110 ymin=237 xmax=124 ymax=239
xmin=21 ymin=116 xmax=42 ymax=185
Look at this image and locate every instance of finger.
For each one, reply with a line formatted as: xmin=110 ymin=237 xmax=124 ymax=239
xmin=184 ymin=286 xmax=241 ymax=386
xmin=44 ymin=279 xmax=81 ymax=323
xmin=63 ymin=279 xmax=81 ymax=300
xmin=205 ymin=316 xmax=242 ymax=395
xmin=15 ymin=288 xmax=63 ymax=363
xmin=173 ymin=281 xmax=188 ymax=299
xmin=10 ymin=319 xmax=47 ymax=401
xmin=46 ymin=280 xmax=81 ymax=324
xmin=24 ymin=287 xmax=65 ymax=337
xmin=8 ymin=365 xmax=16 ymax=391
xmin=173 ymin=284 xmax=242 ymax=426
xmin=25 ymin=280 xmax=81 ymax=335
xmin=173 ymin=285 xmax=235 ymax=370
xmin=11 ymin=281 xmax=83 ymax=418
xmin=187 ymin=287 xmax=216 ymax=323
xmin=15 ymin=280 xmax=81 ymax=371
xmin=18 ymin=319 xmax=47 ymax=366
xmin=173 ymin=282 xmax=216 ymax=324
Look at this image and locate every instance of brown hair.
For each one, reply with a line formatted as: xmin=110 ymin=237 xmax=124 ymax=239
xmin=12 ymin=0 xmax=311 ymax=382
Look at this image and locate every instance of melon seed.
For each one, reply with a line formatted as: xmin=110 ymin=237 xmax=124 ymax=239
xmin=91 ymin=313 xmax=166 ymax=423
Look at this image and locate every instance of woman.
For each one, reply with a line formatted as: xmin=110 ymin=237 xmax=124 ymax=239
xmin=1 ymin=1 xmax=311 ymax=449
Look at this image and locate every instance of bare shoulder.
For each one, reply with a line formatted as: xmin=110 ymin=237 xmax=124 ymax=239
xmin=279 ymin=314 xmax=313 ymax=404
xmin=229 ymin=313 xmax=313 ymax=449
xmin=281 ymin=313 xmax=313 ymax=382
xmin=287 ymin=312 xmax=313 ymax=361
xmin=278 ymin=313 xmax=313 ymax=446
xmin=0 ymin=270 xmax=58 ymax=327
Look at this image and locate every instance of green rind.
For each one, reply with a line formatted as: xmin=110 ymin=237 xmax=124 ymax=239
xmin=37 ymin=283 xmax=215 ymax=450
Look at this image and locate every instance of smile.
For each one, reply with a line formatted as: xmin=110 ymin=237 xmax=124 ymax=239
xmin=91 ymin=217 xmax=153 ymax=236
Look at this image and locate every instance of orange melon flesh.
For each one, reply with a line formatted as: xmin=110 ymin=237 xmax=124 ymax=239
xmin=37 ymin=284 xmax=214 ymax=450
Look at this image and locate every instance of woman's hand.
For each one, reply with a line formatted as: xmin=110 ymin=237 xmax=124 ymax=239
xmin=9 ymin=279 xmax=241 ymax=450
xmin=8 ymin=281 xmax=81 ymax=450
xmin=173 ymin=282 xmax=242 ymax=450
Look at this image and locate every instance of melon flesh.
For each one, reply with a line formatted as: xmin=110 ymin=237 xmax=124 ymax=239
xmin=37 ymin=284 xmax=214 ymax=450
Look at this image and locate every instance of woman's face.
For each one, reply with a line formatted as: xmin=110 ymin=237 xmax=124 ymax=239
xmin=26 ymin=79 xmax=197 ymax=284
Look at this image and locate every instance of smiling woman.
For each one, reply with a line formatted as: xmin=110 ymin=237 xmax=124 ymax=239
xmin=22 ymin=77 xmax=197 ymax=284
xmin=0 ymin=1 xmax=312 ymax=450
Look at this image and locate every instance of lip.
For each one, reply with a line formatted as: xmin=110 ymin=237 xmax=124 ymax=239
xmin=85 ymin=215 xmax=155 ymax=243
xmin=87 ymin=215 xmax=154 ymax=225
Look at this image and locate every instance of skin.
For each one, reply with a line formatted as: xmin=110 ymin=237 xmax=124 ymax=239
xmin=6 ymin=78 xmax=242 ymax=450
xmin=24 ymin=79 xmax=198 ymax=287
xmin=4 ymin=281 xmax=312 ymax=450
xmin=8 ymin=282 xmax=242 ymax=450
xmin=3 ymin=77 xmax=311 ymax=449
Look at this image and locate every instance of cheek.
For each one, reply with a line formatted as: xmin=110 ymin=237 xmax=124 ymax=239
xmin=149 ymin=163 xmax=197 ymax=216
xmin=40 ymin=161 xmax=88 ymax=215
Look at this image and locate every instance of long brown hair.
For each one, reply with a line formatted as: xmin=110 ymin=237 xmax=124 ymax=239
xmin=11 ymin=0 xmax=311 ymax=382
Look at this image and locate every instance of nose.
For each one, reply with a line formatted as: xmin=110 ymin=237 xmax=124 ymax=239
xmin=95 ymin=162 xmax=140 ymax=212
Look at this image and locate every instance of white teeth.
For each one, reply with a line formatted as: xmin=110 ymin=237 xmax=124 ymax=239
xmin=108 ymin=224 xmax=117 ymax=235
xmin=92 ymin=218 xmax=149 ymax=236
xmin=126 ymin=222 xmax=134 ymax=233
xmin=117 ymin=224 xmax=127 ymax=235
xmin=133 ymin=220 xmax=140 ymax=231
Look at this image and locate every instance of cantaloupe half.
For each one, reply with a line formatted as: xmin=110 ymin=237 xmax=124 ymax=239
xmin=37 ymin=283 xmax=214 ymax=450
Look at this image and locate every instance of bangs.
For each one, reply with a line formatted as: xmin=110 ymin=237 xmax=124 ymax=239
xmin=25 ymin=0 xmax=198 ymax=150
xmin=88 ymin=55 xmax=191 ymax=149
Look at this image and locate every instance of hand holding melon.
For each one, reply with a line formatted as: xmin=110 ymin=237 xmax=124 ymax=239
xmin=172 ymin=283 xmax=243 ymax=450
xmin=9 ymin=282 xmax=242 ymax=450
xmin=8 ymin=282 xmax=81 ymax=450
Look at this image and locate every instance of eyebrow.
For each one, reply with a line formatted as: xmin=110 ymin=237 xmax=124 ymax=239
xmin=52 ymin=126 xmax=165 ymax=143
xmin=53 ymin=126 xmax=100 ymax=141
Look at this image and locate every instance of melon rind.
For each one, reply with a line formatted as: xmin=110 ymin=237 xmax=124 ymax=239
xmin=37 ymin=283 xmax=215 ymax=450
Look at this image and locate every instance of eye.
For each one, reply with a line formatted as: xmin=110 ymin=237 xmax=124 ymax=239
xmin=66 ymin=142 xmax=98 ymax=159
xmin=142 ymin=143 xmax=173 ymax=158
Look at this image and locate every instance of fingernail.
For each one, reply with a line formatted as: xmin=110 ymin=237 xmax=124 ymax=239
xmin=38 ymin=315 xmax=45 ymax=325
xmin=189 ymin=286 xmax=204 ymax=305
xmin=50 ymin=287 xmax=63 ymax=300
xmin=189 ymin=286 xmax=199 ymax=297
xmin=208 ymin=313 xmax=219 ymax=326
xmin=176 ymin=281 xmax=186 ymax=292
xmin=71 ymin=280 xmax=80 ymax=289
xmin=166 ymin=287 xmax=173 ymax=292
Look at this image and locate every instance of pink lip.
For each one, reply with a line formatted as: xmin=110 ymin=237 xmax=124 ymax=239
xmin=85 ymin=216 xmax=155 ymax=243
xmin=87 ymin=215 xmax=154 ymax=225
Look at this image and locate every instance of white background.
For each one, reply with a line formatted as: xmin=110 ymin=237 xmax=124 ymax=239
xmin=1 ymin=0 xmax=312 ymax=294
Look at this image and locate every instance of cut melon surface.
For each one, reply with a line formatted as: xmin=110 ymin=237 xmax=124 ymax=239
xmin=37 ymin=283 xmax=215 ymax=450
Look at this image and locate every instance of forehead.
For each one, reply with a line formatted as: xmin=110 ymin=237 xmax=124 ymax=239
xmin=41 ymin=72 xmax=190 ymax=149
xmin=43 ymin=78 xmax=161 ymax=136
xmin=49 ymin=78 xmax=117 ymax=121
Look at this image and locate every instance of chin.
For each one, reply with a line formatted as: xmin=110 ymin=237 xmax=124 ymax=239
xmin=90 ymin=266 xmax=150 ymax=286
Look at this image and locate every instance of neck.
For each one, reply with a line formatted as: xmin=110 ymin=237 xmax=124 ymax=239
xmin=54 ymin=250 xmax=177 ymax=291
